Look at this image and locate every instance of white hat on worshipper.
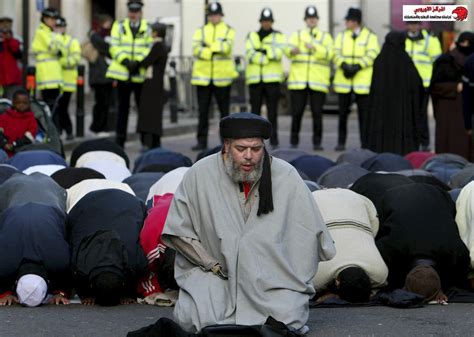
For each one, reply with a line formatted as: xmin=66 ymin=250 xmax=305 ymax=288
xmin=16 ymin=274 xmax=48 ymax=307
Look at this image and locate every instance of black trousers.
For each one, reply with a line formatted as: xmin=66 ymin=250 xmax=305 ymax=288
xmin=141 ymin=132 xmax=161 ymax=148
xmin=90 ymin=83 xmax=112 ymax=133
xmin=290 ymin=88 xmax=326 ymax=146
xmin=249 ymin=82 xmax=280 ymax=145
xmin=418 ymin=90 xmax=430 ymax=147
xmin=54 ymin=91 xmax=73 ymax=135
xmin=41 ymin=88 xmax=60 ymax=114
xmin=116 ymin=81 xmax=142 ymax=147
xmin=337 ymin=92 xmax=369 ymax=147
xmin=196 ymin=84 xmax=230 ymax=147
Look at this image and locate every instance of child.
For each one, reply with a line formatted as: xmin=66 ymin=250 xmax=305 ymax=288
xmin=0 ymin=89 xmax=38 ymax=156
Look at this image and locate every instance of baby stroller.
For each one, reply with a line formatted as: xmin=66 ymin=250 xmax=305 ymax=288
xmin=0 ymin=97 xmax=63 ymax=156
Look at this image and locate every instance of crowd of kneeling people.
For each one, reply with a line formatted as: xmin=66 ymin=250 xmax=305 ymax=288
xmin=1 ymin=137 xmax=474 ymax=314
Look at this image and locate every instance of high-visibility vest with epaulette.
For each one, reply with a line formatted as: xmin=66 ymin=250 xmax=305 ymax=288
xmin=405 ymin=30 xmax=442 ymax=88
xmin=191 ymin=21 xmax=237 ymax=87
xmin=333 ymin=27 xmax=380 ymax=95
xmin=106 ymin=18 xmax=152 ymax=83
xmin=286 ymin=27 xmax=333 ymax=93
xmin=32 ymin=22 xmax=63 ymax=90
xmin=245 ymin=30 xmax=286 ymax=85
xmin=60 ymin=34 xmax=81 ymax=93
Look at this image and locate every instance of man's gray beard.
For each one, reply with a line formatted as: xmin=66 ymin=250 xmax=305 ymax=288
xmin=224 ymin=153 xmax=263 ymax=184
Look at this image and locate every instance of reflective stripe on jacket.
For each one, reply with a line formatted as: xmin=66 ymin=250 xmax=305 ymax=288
xmin=333 ymin=27 xmax=380 ymax=94
xmin=106 ymin=18 xmax=152 ymax=83
xmin=32 ymin=22 xmax=63 ymax=90
xmin=406 ymin=30 xmax=442 ymax=88
xmin=287 ymin=27 xmax=333 ymax=92
xmin=191 ymin=22 xmax=237 ymax=87
xmin=245 ymin=30 xmax=286 ymax=85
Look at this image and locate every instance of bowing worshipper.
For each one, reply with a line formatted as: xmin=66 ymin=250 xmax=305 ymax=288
xmin=123 ymin=172 xmax=164 ymax=202
xmin=146 ymin=167 xmax=189 ymax=208
xmin=162 ymin=112 xmax=335 ymax=333
xmin=133 ymin=148 xmax=192 ymax=174
xmin=0 ymin=203 xmax=71 ymax=306
xmin=289 ymin=154 xmax=335 ymax=182
xmin=376 ymin=183 xmax=470 ymax=302
xmin=82 ymin=159 xmax=132 ymax=182
xmin=431 ymin=32 xmax=474 ymax=159
xmin=350 ymin=173 xmax=415 ymax=219
xmin=365 ymin=31 xmax=423 ymax=155
xmin=22 ymin=164 xmax=65 ymax=176
xmin=454 ymin=181 xmax=474 ymax=289
xmin=316 ymin=162 xmax=369 ymax=188
xmin=51 ymin=167 xmax=105 ymax=189
xmin=0 ymin=172 xmax=66 ymax=213
xmin=0 ymin=164 xmax=19 ymax=184
xmin=360 ymin=153 xmax=413 ymax=172
xmin=7 ymin=149 xmax=67 ymax=172
xmin=66 ymin=178 xmax=135 ymax=212
xmin=312 ymin=189 xmax=388 ymax=303
xmin=138 ymin=193 xmax=178 ymax=306
xmin=74 ymin=150 xmax=128 ymax=168
xmin=404 ymin=151 xmax=435 ymax=169
xmin=336 ymin=148 xmax=376 ymax=167
xmin=67 ymin=189 xmax=148 ymax=306
xmin=69 ymin=138 xmax=130 ymax=168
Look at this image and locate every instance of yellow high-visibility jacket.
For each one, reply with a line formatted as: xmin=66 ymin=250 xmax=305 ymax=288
xmin=106 ymin=18 xmax=152 ymax=83
xmin=32 ymin=22 xmax=63 ymax=90
xmin=287 ymin=27 xmax=334 ymax=93
xmin=405 ymin=30 xmax=442 ymax=88
xmin=245 ymin=30 xmax=286 ymax=85
xmin=333 ymin=27 xmax=380 ymax=95
xmin=59 ymin=34 xmax=81 ymax=93
xmin=191 ymin=21 xmax=237 ymax=87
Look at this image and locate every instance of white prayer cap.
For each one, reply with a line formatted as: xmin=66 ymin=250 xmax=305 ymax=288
xmin=16 ymin=274 xmax=48 ymax=307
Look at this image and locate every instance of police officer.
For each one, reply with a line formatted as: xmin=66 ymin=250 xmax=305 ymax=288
xmin=333 ymin=7 xmax=380 ymax=151
xmin=287 ymin=5 xmax=333 ymax=150
xmin=32 ymin=7 xmax=63 ymax=112
xmin=405 ymin=21 xmax=442 ymax=151
xmin=106 ymin=0 xmax=152 ymax=148
xmin=245 ymin=8 xmax=286 ymax=148
xmin=55 ymin=17 xmax=81 ymax=140
xmin=191 ymin=2 xmax=237 ymax=151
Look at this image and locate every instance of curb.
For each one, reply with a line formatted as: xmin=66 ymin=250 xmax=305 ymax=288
xmin=63 ymin=121 xmax=197 ymax=152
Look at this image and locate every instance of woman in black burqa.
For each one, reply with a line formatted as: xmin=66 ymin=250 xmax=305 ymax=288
xmin=365 ymin=31 xmax=424 ymax=155
xmin=137 ymin=23 xmax=169 ymax=150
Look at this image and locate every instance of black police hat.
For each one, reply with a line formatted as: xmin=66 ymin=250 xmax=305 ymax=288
xmin=260 ymin=8 xmax=274 ymax=22
xmin=345 ymin=7 xmax=362 ymax=23
xmin=304 ymin=5 xmax=319 ymax=19
xmin=41 ymin=7 xmax=59 ymax=19
xmin=207 ymin=2 xmax=224 ymax=16
xmin=127 ymin=0 xmax=144 ymax=12
xmin=56 ymin=16 xmax=67 ymax=27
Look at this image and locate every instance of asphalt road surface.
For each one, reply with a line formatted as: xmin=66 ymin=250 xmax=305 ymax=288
xmin=1 ymin=302 xmax=473 ymax=336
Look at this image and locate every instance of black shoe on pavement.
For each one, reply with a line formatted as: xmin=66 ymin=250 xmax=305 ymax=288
xmin=313 ymin=144 xmax=324 ymax=151
xmin=290 ymin=144 xmax=298 ymax=149
xmin=334 ymin=144 xmax=345 ymax=152
xmin=191 ymin=144 xmax=207 ymax=151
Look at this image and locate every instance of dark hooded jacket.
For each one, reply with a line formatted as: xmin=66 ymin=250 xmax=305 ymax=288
xmin=376 ymin=183 xmax=470 ymax=291
xmin=67 ymin=189 xmax=147 ymax=298
xmin=0 ymin=203 xmax=71 ymax=295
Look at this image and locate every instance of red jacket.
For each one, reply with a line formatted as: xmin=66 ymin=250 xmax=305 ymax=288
xmin=0 ymin=37 xmax=22 ymax=86
xmin=138 ymin=193 xmax=173 ymax=297
xmin=0 ymin=108 xmax=38 ymax=143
